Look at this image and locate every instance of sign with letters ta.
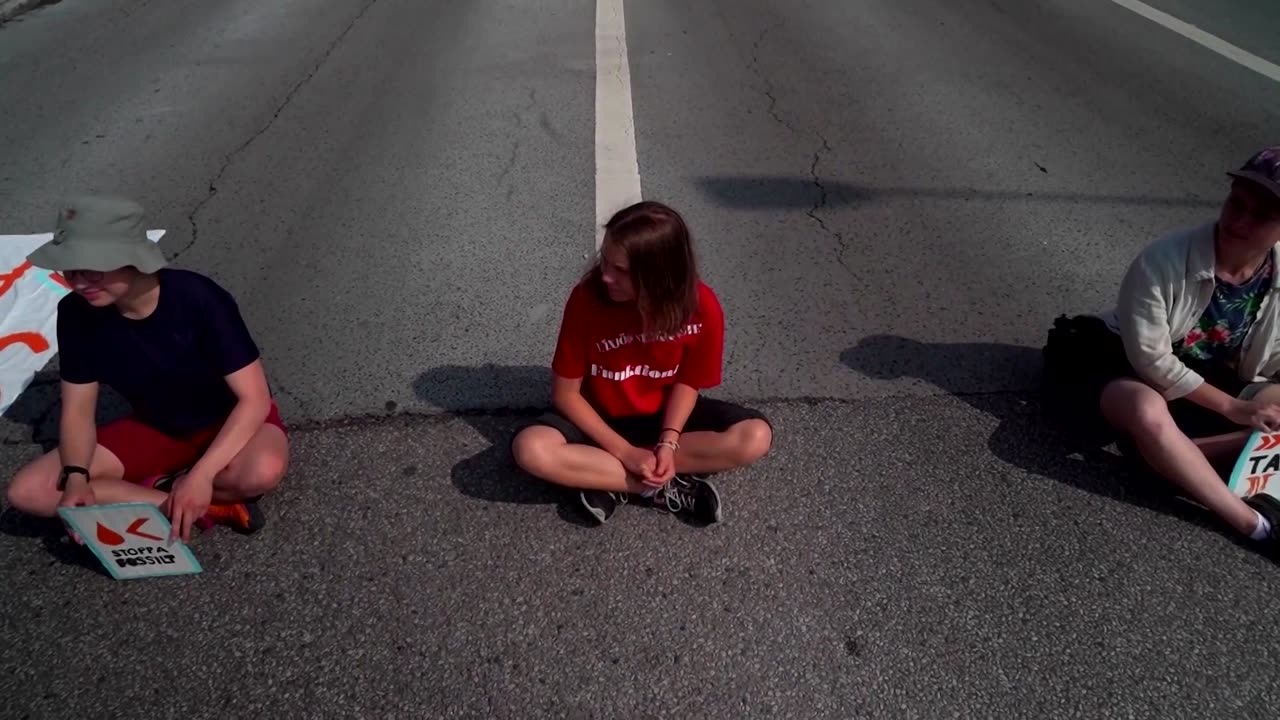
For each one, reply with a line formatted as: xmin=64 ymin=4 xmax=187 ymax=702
xmin=1228 ymin=431 xmax=1280 ymax=499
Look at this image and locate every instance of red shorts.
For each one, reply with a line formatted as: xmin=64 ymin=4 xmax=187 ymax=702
xmin=97 ymin=401 xmax=287 ymax=483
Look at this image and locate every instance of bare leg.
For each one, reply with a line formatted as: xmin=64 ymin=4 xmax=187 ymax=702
xmin=1193 ymin=431 xmax=1251 ymax=463
xmin=512 ymin=426 xmax=649 ymax=493
xmin=209 ymin=424 xmax=289 ymax=503
xmin=674 ymin=419 xmax=773 ymax=475
xmin=5 ymin=445 xmax=127 ymax=518
xmin=5 ymin=425 xmax=286 ymax=520
xmin=1194 ymin=383 xmax=1280 ymax=469
xmin=1101 ymin=378 xmax=1257 ymax=535
xmin=84 ymin=480 xmax=168 ymax=506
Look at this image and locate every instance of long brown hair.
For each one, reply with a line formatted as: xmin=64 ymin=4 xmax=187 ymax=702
xmin=585 ymin=201 xmax=700 ymax=336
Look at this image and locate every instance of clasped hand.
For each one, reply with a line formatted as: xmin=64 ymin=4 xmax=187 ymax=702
xmin=619 ymin=445 xmax=676 ymax=488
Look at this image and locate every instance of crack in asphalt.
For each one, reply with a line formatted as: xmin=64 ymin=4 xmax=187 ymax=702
xmin=743 ymin=19 xmax=852 ymax=278
xmin=175 ymin=0 xmax=381 ymax=262
xmin=746 ymin=19 xmax=794 ymax=134
xmin=496 ymin=87 xmax=537 ymax=203
xmin=805 ymin=131 xmax=854 ymax=276
xmin=0 ymin=0 xmax=63 ymax=27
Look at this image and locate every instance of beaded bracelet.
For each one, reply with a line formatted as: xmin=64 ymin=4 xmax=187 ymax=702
xmin=655 ymin=439 xmax=679 ymax=452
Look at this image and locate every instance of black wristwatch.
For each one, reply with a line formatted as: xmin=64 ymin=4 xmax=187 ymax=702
xmin=57 ymin=466 xmax=89 ymax=491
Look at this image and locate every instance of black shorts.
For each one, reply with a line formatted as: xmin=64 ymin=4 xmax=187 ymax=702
xmin=518 ymin=396 xmax=770 ymax=448
xmin=1045 ymin=314 xmax=1250 ymax=440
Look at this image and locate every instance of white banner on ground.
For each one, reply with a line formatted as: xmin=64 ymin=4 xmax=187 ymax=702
xmin=0 ymin=230 xmax=164 ymax=415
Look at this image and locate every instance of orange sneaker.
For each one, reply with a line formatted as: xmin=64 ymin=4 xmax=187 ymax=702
xmin=199 ymin=501 xmax=266 ymax=535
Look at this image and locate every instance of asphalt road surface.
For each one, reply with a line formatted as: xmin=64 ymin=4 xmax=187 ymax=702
xmin=3 ymin=0 xmax=1280 ymax=717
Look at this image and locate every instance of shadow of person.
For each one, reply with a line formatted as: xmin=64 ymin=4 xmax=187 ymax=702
xmin=840 ymin=335 xmax=1219 ymax=531
xmin=2 ymin=369 xmax=131 ymax=451
xmin=0 ymin=508 xmax=109 ymax=576
xmin=2 ymin=370 xmax=62 ymax=451
xmin=411 ymin=364 xmax=592 ymax=526
xmin=693 ymin=175 xmax=1220 ymax=211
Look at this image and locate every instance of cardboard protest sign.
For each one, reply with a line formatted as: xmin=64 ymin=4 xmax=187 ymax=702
xmin=57 ymin=503 xmax=201 ymax=580
xmin=0 ymin=230 xmax=164 ymax=415
xmin=1228 ymin=431 xmax=1280 ymax=499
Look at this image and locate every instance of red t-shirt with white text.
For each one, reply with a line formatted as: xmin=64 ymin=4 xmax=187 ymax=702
xmin=551 ymin=281 xmax=724 ymax=418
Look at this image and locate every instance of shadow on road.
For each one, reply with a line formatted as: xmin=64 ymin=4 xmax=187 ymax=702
xmin=0 ymin=508 xmax=110 ymax=576
xmin=839 ymin=334 xmax=1220 ymax=531
xmin=412 ymin=364 xmax=592 ymax=526
xmin=695 ymin=176 xmax=1220 ymax=211
xmin=1 ymin=372 xmax=132 ymax=572
xmin=2 ymin=370 xmax=130 ymax=451
xmin=3 ymin=371 xmax=61 ymax=451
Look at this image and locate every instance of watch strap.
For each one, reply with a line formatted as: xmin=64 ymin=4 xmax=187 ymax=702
xmin=57 ymin=465 xmax=89 ymax=491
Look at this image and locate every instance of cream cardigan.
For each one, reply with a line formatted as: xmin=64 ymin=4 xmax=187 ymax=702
xmin=1101 ymin=222 xmax=1280 ymax=400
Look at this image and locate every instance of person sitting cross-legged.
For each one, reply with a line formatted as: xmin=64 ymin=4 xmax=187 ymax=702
xmin=511 ymin=201 xmax=773 ymax=525
xmin=5 ymin=196 xmax=289 ymax=543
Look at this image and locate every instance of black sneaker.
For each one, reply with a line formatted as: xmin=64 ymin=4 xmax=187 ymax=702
xmin=579 ymin=490 xmax=630 ymax=524
xmin=145 ymin=470 xmax=187 ymax=493
xmin=653 ymin=476 xmax=722 ymax=524
xmin=1245 ymin=493 xmax=1280 ymax=555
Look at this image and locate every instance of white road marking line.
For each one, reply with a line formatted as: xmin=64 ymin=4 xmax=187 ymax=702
xmin=595 ymin=0 xmax=642 ymax=250
xmin=1107 ymin=0 xmax=1280 ymax=84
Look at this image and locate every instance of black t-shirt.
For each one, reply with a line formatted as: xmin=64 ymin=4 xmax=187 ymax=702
xmin=57 ymin=269 xmax=261 ymax=438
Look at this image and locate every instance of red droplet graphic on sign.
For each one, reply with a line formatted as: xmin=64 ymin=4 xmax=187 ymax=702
xmin=96 ymin=522 xmax=124 ymax=546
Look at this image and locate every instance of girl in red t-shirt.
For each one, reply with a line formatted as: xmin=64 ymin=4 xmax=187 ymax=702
xmin=511 ymin=201 xmax=772 ymax=524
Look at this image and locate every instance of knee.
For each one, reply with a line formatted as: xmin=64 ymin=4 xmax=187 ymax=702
xmin=6 ymin=466 xmax=54 ymax=517
xmin=1105 ymin=386 xmax=1176 ymax=438
xmin=224 ymin=453 xmax=287 ymax=497
xmin=511 ymin=427 xmax=558 ymax=477
xmin=731 ymin=419 xmax=773 ymax=466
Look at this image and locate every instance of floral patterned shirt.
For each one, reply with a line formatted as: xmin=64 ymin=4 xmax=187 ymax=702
xmin=1174 ymin=256 xmax=1274 ymax=369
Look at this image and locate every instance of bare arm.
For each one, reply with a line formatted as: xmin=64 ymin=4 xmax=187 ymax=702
xmin=551 ymin=374 xmax=632 ymax=458
xmin=57 ymin=380 xmax=99 ymax=475
xmin=649 ymin=383 xmax=699 ymax=484
xmin=659 ymin=383 xmax=698 ymax=442
xmin=1116 ymin=253 xmax=1204 ymax=400
xmin=1182 ymin=381 xmax=1242 ymax=416
xmin=188 ymin=359 xmax=272 ymax=481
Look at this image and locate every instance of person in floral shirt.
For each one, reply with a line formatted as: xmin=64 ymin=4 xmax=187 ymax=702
xmin=1055 ymin=146 xmax=1280 ymax=556
xmin=1175 ymin=252 xmax=1274 ymax=368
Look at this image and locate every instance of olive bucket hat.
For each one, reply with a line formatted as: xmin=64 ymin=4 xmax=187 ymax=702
xmin=26 ymin=195 xmax=167 ymax=273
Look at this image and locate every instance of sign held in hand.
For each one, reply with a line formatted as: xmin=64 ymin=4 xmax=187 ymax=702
xmin=57 ymin=503 xmax=202 ymax=580
xmin=1228 ymin=431 xmax=1280 ymax=499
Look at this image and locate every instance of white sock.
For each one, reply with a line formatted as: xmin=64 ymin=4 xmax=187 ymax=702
xmin=1250 ymin=511 xmax=1272 ymax=541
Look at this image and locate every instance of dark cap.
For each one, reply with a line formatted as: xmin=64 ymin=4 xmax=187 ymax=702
xmin=1227 ymin=146 xmax=1280 ymax=202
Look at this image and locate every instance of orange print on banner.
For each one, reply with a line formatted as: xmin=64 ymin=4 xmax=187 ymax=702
xmin=0 ymin=332 xmax=50 ymax=355
xmin=0 ymin=261 xmax=32 ymax=297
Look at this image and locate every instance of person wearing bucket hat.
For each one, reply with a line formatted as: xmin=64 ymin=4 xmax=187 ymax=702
xmin=5 ymin=196 xmax=290 ymax=544
xmin=1042 ymin=146 xmax=1280 ymax=555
